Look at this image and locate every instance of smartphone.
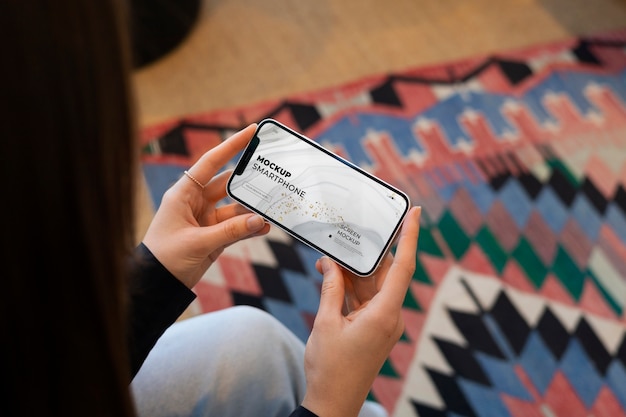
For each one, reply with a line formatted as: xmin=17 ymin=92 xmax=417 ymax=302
xmin=226 ymin=119 xmax=411 ymax=277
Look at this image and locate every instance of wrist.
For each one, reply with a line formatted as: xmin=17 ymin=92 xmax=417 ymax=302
xmin=291 ymin=405 xmax=318 ymax=417
xmin=301 ymin=391 xmax=365 ymax=417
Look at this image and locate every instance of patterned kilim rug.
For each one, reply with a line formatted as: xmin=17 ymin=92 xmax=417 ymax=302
xmin=141 ymin=28 xmax=626 ymax=417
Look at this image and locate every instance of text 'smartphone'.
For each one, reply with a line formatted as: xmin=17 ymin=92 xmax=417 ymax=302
xmin=226 ymin=119 xmax=410 ymax=277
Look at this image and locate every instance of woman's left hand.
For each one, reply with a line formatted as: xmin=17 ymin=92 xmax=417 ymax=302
xmin=142 ymin=124 xmax=270 ymax=289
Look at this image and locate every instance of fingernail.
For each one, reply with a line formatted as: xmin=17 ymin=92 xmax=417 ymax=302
xmin=246 ymin=214 xmax=265 ymax=231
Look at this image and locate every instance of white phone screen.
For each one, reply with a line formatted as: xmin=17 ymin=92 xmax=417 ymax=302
xmin=227 ymin=119 xmax=410 ymax=276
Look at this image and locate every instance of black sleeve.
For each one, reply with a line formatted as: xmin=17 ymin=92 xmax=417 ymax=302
xmin=127 ymin=243 xmax=196 ymax=377
xmin=289 ymin=406 xmax=318 ymax=417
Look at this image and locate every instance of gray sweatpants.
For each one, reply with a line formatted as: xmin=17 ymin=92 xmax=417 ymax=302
xmin=131 ymin=305 xmax=387 ymax=417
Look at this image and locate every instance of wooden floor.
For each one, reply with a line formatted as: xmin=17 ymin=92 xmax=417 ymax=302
xmin=131 ymin=0 xmax=626 ymax=238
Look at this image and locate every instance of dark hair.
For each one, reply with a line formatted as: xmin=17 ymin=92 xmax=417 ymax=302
xmin=1 ymin=1 xmax=138 ymax=415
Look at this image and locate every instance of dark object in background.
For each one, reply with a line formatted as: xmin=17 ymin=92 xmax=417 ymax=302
xmin=130 ymin=0 xmax=202 ymax=69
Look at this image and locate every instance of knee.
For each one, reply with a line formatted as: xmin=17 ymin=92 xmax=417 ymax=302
xmin=224 ymin=306 xmax=302 ymax=351
xmin=220 ymin=305 xmax=305 ymax=375
xmin=227 ymin=305 xmax=279 ymax=330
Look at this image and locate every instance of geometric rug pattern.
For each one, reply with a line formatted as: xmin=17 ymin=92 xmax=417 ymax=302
xmin=140 ymin=28 xmax=626 ymax=416
xmin=398 ymin=267 xmax=626 ymax=417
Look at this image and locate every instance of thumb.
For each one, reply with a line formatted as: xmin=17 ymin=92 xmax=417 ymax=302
xmin=200 ymin=213 xmax=265 ymax=251
xmin=317 ymin=257 xmax=346 ymax=317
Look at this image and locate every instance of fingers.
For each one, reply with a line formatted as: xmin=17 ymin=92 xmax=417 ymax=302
xmin=203 ymin=170 xmax=232 ymax=201
xmin=214 ymin=202 xmax=252 ymax=223
xmin=349 ymin=273 xmax=378 ymax=306
xmin=377 ymin=206 xmax=421 ymax=311
xmin=343 ymin=274 xmax=360 ymax=314
xmin=316 ymin=257 xmax=347 ymax=318
xmin=198 ymin=212 xmax=266 ymax=253
xmin=186 ymin=124 xmax=258 ymax=185
xmin=214 ymin=203 xmax=271 ymax=236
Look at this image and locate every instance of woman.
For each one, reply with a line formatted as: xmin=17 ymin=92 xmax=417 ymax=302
xmin=1 ymin=1 xmax=421 ymax=416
